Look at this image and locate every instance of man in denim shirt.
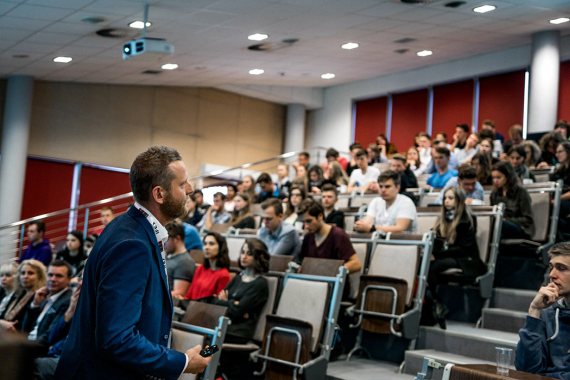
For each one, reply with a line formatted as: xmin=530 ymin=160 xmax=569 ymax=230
xmin=257 ymin=199 xmax=301 ymax=257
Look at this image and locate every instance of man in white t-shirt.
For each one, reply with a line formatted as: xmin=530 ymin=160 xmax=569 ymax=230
xmin=354 ymin=170 xmax=417 ymax=233
xmin=348 ymin=148 xmax=381 ymax=193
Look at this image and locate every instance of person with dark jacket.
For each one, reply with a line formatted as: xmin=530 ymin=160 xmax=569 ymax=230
xmin=321 ymin=184 xmax=345 ymax=229
xmin=20 ymin=221 xmax=52 ymax=267
xmin=490 ymin=161 xmax=534 ymax=239
xmin=55 ymin=231 xmax=86 ymax=276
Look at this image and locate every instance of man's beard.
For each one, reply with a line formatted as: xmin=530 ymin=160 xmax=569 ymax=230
xmin=160 ymin=192 xmax=188 ymax=221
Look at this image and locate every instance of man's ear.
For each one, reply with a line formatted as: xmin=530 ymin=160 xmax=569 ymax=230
xmin=151 ymin=186 xmax=165 ymax=205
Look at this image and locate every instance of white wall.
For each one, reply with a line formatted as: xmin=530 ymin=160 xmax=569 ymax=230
xmin=307 ymin=35 xmax=570 ymax=151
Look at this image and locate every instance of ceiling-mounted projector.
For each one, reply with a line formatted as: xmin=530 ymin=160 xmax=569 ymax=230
xmin=122 ymin=37 xmax=174 ymax=60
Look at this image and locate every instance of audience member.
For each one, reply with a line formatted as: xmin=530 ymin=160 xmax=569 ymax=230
xmin=224 ymin=184 xmax=237 ymax=212
xmin=450 ymin=123 xmax=469 ymax=151
xmin=554 ymin=120 xmax=570 ymax=141
xmin=367 ymin=143 xmax=385 ymax=164
xmin=325 ymin=147 xmax=349 ymax=171
xmin=184 ymin=193 xmax=203 ymax=226
xmin=428 ymin=147 xmax=458 ymax=189
xmin=0 ymin=263 xmax=18 ymax=317
xmin=417 ymin=133 xmax=433 ymax=168
xmin=295 ymin=199 xmax=362 ymax=273
xmin=308 ymin=165 xmax=325 ymax=193
xmin=538 ymin=131 xmax=565 ymax=168
xmin=22 ymin=260 xmax=72 ymax=347
xmin=83 ymin=234 xmax=98 ymax=257
xmin=346 ymin=143 xmax=363 ymax=177
xmin=95 ymin=206 xmax=115 ymax=234
xmin=455 ymin=133 xmax=479 ymax=164
xmin=283 ymin=185 xmax=305 ymax=227
xmin=165 ymin=222 xmax=195 ymax=300
xmin=481 ymin=119 xmax=505 ymax=143
xmin=184 ymin=232 xmax=230 ymax=301
xmin=503 ymin=124 xmax=524 ymax=154
xmin=551 ymin=141 xmax=570 ymax=236
xmin=434 ymin=132 xmax=449 ymax=146
xmin=294 ymin=151 xmax=311 ymax=171
xmin=471 ymin=153 xmax=493 ymax=186
xmin=390 ymin=154 xmax=418 ymax=193
xmin=523 ymin=140 xmax=542 ymax=169
xmin=20 ymin=221 xmax=52 ymax=267
xmin=491 ymin=161 xmax=534 ymax=239
xmin=515 ymin=242 xmax=570 ymax=378
xmin=508 ymin=145 xmax=534 ymax=183
xmin=435 ymin=164 xmax=485 ymax=205
xmin=229 ymin=193 xmax=256 ymax=229
xmin=354 ymin=170 xmax=417 ymax=233
xmin=426 ymin=139 xmax=459 ymax=174
xmin=0 ymin=260 xmax=46 ymax=332
xmin=323 ymin=161 xmax=349 ymax=193
xmin=376 ymin=134 xmax=397 ymax=157
xmin=257 ymin=199 xmax=301 ymax=256
xmin=193 ymin=189 xmax=210 ymax=212
xmin=198 ymin=192 xmax=231 ymax=230
xmin=479 ymin=126 xmax=503 ymax=158
xmin=241 ymin=175 xmax=257 ymax=202
xmin=321 ymin=184 xmax=345 ymax=229
xmin=407 ymin=146 xmax=426 ymax=177
xmin=55 ymin=231 xmax=86 ymax=276
xmin=348 ymin=148 xmax=381 ymax=193
xmin=256 ymin=172 xmax=281 ymax=203
xmin=276 ymin=163 xmax=292 ymax=197
xmin=427 ymin=188 xmax=485 ymax=329
xmin=292 ymin=164 xmax=308 ymax=190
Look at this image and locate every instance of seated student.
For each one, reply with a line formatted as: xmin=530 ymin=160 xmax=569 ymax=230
xmin=491 ymin=161 xmax=534 ymax=240
xmin=184 ymin=232 xmax=231 ymax=301
xmin=538 ymin=131 xmax=565 ymax=168
xmin=0 ymin=263 xmax=18 ymax=318
xmin=20 ymin=221 xmax=52 ymax=267
xmin=426 ymin=188 xmax=486 ymax=329
xmin=425 ymin=139 xmax=459 ymax=174
xmin=552 ymin=141 xmax=570 ymax=236
xmin=354 ymin=170 xmax=418 ymax=233
xmin=165 ymin=222 xmax=196 ymax=300
xmin=323 ymin=161 xmax=349 ymax=193
xmin=390 ymin=154 xmax=418 ymax=204
xmin=240 ymin=174 xmax=257 ymax=203
xmin=321 ymin=184 xmax=345 ymax=229
xmin=346 ymin=143 xmax=363 ymax=177
xmin=0 ymin=259 xmax=46 ymax=332
xmin=347 ymin=148 xmax=381 ymax=193
xmin=184 ymin=193 xmax=204 ymax=226
xmin=325 ymin=147 xmax=349 ymax=171
xmin=229 ymin=193 xmax=256 ymax=229
xmin=428 ymin=147 xmax=458 ymax=189
xmin=193 ymin=189 xmax=210 ymax=212
xmin=450 ymin=123 xmax=469 ymax=151
xmin=434 ymin=164 xmax=485 ymax=205
xmin=515 ymin=242 xmax=570 ymax=379
xmin=471 ymin=152 xmax=494 ymax=186
xmin=308 ymin=165 xmax=325 ymax=193
xmin=295 ymin=199 xmax=362 ymax=274
xmin=407 ymin=145 xmax=426 ymax=177
xmin=224 ymin=184 xmax=237 ymax=212
xmin=508 ymin=145 xmax=535 ymax=183
xmin=455 ymin=133 xmax=479 ymax=164
xmin=55 ymin=231 xmax=86 ymax=276
xmin=257 ymin=198 xmax=301 ymax=257
xmin=276 ymin=163 xmax=292 ymax=197
xmin=256 ymin=172 xmax=281 ymax=203
xmin=283 ymin=185 xmax=306 ymax=227
xmin=503 ymin=124 xmax=524 ymax=154
xmin=198 ymin=192 xmax=231 ymax=230
xmin=523 ymin=140 xmax=542 ymax=169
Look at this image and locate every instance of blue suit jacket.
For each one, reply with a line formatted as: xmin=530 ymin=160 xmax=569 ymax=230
xmin=55 ymin=207 xmax=186 ymax=380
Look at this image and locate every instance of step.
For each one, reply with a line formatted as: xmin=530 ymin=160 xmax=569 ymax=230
xmin=327 ymin=358 xmax=415 ymax=380
xmin=416 ymin=322 xmax=519 ymax=363
xmin=481 ymin=308 xmax=527 ymax=334
xmin=403 ymin=349 xmax=494 ymax=378
xmin=492 ymin=288 xmax=536 ymax=312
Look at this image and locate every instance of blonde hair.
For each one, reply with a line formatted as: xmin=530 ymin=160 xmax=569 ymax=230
xmin=16 ymin=259 xmax=47 ymax=292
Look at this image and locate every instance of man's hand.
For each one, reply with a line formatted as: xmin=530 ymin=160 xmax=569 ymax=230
xmin=529 ymin=283 xmax=560 ymax=318
xmin=0 ymin=320 xmax=17 ymax=332
xmin=33 ymin=286 xmax=48 ymax=306
xmin=217 ymin=290 xmax=228 ymax=301
xmin=354 ymin=219 xmax=372 ymax=233
xmin=184 ymin=345 xmax=212 ymax=374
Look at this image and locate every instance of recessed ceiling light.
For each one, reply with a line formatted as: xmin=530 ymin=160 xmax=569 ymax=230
xmin=129 ymin=20 xmax=151 ymax=29
xmin=248 ymin=33 xmax=269 ymax=41
xmin=473 ymin=5 xmax=496 ymax=14
xmin=341 ymin=42 xmax=359 ymax=50
xmin=53 ymin=56 xmax=72 ymax=63
xmin=550 ymin=17 xmax=570 ymax=25
xmin=321 ymin=73 xmax=335 ymax=79
xmin=161 ymin=63 xmax=178 ymax=70
xmin=417 ymin=50 xmax=433 ymax=57
xmin=249 ymin=68 xmax=264 ymax=75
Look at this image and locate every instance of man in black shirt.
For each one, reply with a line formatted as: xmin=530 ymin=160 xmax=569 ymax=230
xmin=322 ymin=184 xmax=345 ymax=229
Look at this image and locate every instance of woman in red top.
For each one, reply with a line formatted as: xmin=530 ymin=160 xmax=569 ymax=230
xmin=184 ymin=232 xmax=230 ymax=301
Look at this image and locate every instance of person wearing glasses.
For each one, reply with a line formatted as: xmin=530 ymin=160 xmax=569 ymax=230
xmin=257 ymin=199 xmax=301 ymax=257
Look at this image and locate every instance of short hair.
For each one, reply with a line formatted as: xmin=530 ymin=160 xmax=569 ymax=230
xmin=100 ymin=206 xmax=114 ymax=214
xmin=297 ymin=198 xmax=324 ymax=218
xmin=321 ymin=183 xmax=338 ymax=196
xmin=435 ymin=146 xmax=451 ymax=158
xmin=202 ymin=232 xmax=230 ymax=269
xmin=256 ymin=172 xmax=272 ymax=184
xmin=456 ymin=123 xmax=469 ymax=133
xmin=261 ymin=198 xmax=283 ymax=215
xmin=482 ymin=119 xmax=496 ymax=129
xmin=507 ymin=145 xmax=527 ymax=159
xmin=555 ymin=120 xmax=570 ymax=135
xmin=28 ymin=221 xmax=46 ymax=234
xmin=549 ymin=242 xmax=570 ymax=258
xmin=378 ymin=170 xmax=401 ymax=187
xmin=325 ymin=148 xmax=339 ymax=159
xmin=194 ymin=189 xmax=203 ymax=196
xmin=213 ymin=192 xmax=226 ymax=201
xmin=165 ymin=222 xmax=185 ymax=240
xmin=355 ymin=148 xmax=368 ymax=158
xmin=239 ymin=238 xmax=270 ymax=274
xmin=478 ymin=129 xmax=494 ymax=141
xmin=391 ymin=154 xmax=406 ymax=164
xmin=130 ymin=146 xmax=182 ymax=204
xmin=349 ymin=143 xmax=363 ymax=151
xmin=227 ymin=184 xmax=237 ymax=193
xmin=49 ymin=259 xmax=73 ymax=278
xmin=299 ymin=151 xmax=310 ymax=159
xmin=458 ymin=164 xmax=477 ymax=180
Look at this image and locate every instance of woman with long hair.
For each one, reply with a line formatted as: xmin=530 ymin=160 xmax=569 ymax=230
xmin=184 ymin=232 xmax=231 ymax=301
xmin=522 ymin=140 xmax=542 ymax=169
xmin=230 ymin=193 xmax=256 ymax=229
xmin=284 ymin=185 xmax=306 ymax=226
xmin=56 ymin=230 xmax=86 ymax=275
xmin=471 ymin=153 xmax=493 ymax=186
xmin=0 ymin=259 xmax=46 ymax=331
xmin=240 ymin=175 xmax=257 ymax=202
xmin=224 ymin=184 xmax=237 ymax=212
xmin=426 ymin=187 xmax=485 ymax=329
xmin=508 ymin=145 xmax=534 ymax=183
xmin=538 ymin=131 xmax=565 ymax=168
xmin=491 ymin=161 xmax=534 ymax=239
xmin=308 ymin=165 xmax=325 ymax=194
xmin=324 ymin=161 xmax=349 ymax=193
xmin=406 ymin=146 xmax=425 ymax=177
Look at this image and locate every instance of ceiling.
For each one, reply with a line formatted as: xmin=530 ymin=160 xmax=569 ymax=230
xmin=1 ymin=0 xmax=570 ymax=91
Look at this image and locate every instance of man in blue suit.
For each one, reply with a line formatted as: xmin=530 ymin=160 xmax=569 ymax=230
xmin=56 ymin=146 xmax=211 ymax=379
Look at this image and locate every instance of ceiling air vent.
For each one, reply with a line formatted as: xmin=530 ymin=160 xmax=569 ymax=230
xmin=394 ymin=37 xmax=416 ymax=44
xmin=142 ymin=70 xmax=162 ymax=75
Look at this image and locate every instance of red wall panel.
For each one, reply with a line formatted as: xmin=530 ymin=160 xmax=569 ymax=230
xmin=21 ymin=158 xmax=74 ymax=219
xmin=558 ymin=60 xmax=570 ymax=122
xmin=391 ymin=89 xmax=428 ymax=152
xmin=432 ymin=80 xmax=474 ymax=138
xmin=354 ymin=96 xmax=387 ymax=146
xmin=478 ymin=71 xmax=525 ymax=137
xmin=79 ymin=166 xmax=131 ymax=205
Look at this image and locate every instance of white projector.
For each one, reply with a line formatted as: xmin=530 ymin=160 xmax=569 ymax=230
xmin=122 ymin=37 xmax=174 ymax=60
